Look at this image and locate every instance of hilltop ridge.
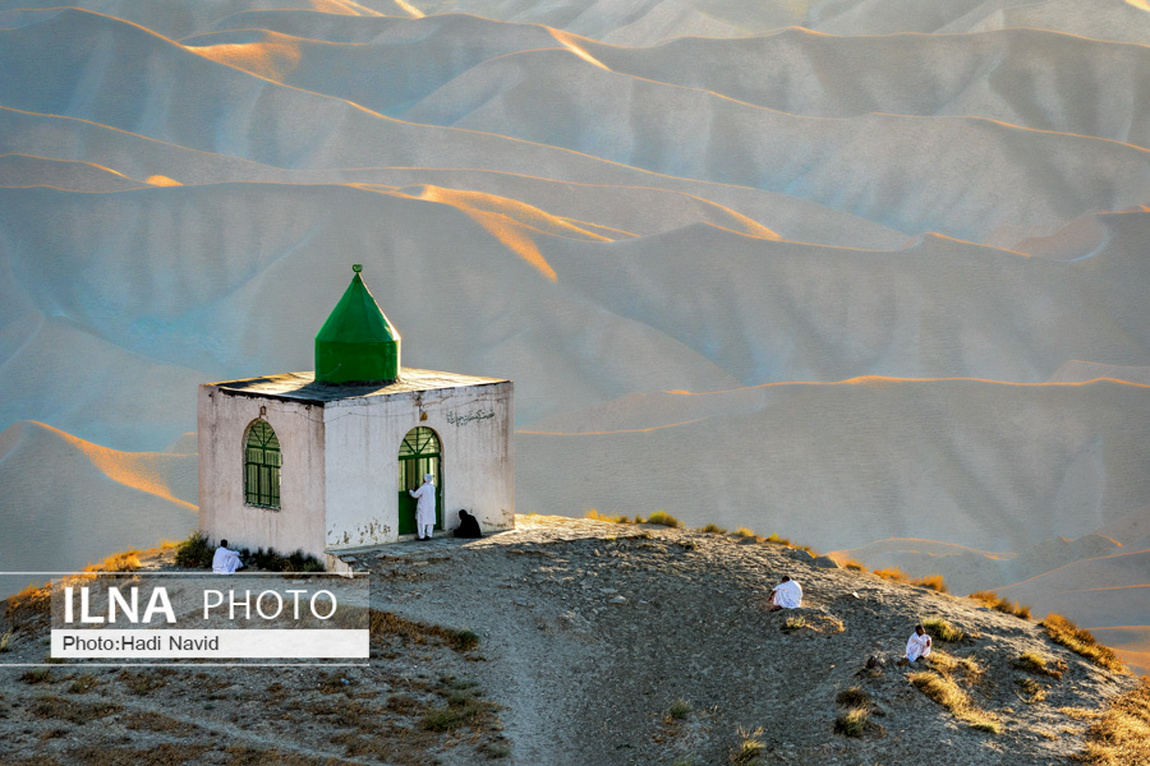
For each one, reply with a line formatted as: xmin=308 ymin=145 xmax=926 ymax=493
xmin=1 ymin=515 xmax=1141 ymax=765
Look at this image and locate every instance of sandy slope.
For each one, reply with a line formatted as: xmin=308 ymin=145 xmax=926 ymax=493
xmin=0 ymin=421 xmax=196 ymax=574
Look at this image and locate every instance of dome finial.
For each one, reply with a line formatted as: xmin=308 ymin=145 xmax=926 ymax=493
xmin=352 ymin=263 xmax=362 ymax=273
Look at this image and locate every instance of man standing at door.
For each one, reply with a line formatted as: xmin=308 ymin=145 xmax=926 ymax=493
xmin=409 ymin=474 xmax=437 ymax=540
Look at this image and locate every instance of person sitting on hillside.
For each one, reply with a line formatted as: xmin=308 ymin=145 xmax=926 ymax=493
xmin=212 ymin=539 xmax=243 ymax=574
xmin=453 ymin=509 xmax=482 ymax=539
xmin=901 ymin=624 xmax=933 ymax=664
xmin=769 ymin=575 xmax=802 ymax=611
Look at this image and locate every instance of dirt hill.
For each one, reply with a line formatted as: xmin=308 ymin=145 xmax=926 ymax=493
xmin=0 ymin=515 xmax=1142 ymax=765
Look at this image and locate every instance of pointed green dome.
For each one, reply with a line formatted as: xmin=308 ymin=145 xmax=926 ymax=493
xmin=315 ymin=265 xmax=400 ymax=384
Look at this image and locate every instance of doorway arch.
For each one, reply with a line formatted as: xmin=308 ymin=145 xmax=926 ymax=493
xmin=397 ymin=427 xmax=442 ymax=535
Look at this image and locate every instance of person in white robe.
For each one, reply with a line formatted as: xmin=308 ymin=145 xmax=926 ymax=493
xmin=769 ymin=575 xmax=802 ymax=610
xmin=904 ymin=624 xmax=933 ymax=662
xmin=409 ymin=474 xmax=437 ymax=540
xmin=212 ymin=539 xmax=243 ymax=574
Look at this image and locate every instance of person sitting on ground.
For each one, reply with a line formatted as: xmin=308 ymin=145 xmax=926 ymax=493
xmin=453 ymin=509 xmax=482 ymax=539
xmin=901 ymin=624 xmax=933 ymax=664
xmin=769 ymin=575 xmax=803 ymax=611
xmin=212 ymin=539 xmax=243 ymax=574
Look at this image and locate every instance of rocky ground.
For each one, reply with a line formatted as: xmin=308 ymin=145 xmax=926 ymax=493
xmin=0 ymin=515 xmax=1140 ymax=765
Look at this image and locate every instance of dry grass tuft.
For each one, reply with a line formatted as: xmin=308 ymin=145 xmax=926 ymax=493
xmin=698 ymin=523 xmax=727 ymax=535
xmin=31 ymin=695 xmax=122 ymax=724
xmin=1077 ymin=679 xmax=1150 ymax=765
xmin=6 ymin=580 xmax=52 ymax=628
xmin=929 ymin=650 xmax=984 ymax=682
xmin=843 ymin=559 xmax=867 ymax=571
xmin=729 ymin=727 xmax=765 ymax=763
xmin=835 ymin=686 xmax=873 ymax=709
xmin=732 ymin=527 xmax=758 ymax=539
xmin=909 ymin=670 xmax=1000 ymax=733
xmin=1015 ymin=651 xmax=1067 ymax=680
xmin=85 ymin=549 xmax=141 ymax=573
xmin=969 ymin=590 xmax=1032 ymax=619
xmin=922 ymin=616 xmax=964 ymax=643
xmin=872 ymin=567 xmax=909 ymax=583
xmin=1040 ymin=614 xmax=1127 ymax=674
xmin=118 ymin=668 xmax=174 ymax=695
xmin=369 ymin=609 xmax=480 ymax=653
xmin=668 ymin=698 xmax=692 ymax=720
xmin=911 ymin=574 xmax=949 ymax=593
xmin=67 ymin=673 xmax=100 ymax=694
xmin=833 ymin=706 xmax=872 ymax=737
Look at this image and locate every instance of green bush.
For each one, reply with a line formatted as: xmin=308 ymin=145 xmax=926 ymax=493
xmin=646 ymin=511 xmax=683 ymax=528
xmin=174 ymin=531 xmax=214 ymax=568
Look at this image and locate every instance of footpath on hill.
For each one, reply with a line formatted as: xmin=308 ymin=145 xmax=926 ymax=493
xmin=0 ymin=515 xmax=1140 ymax=766
xmin=351 ymin=515 xmax=1134 ymax=765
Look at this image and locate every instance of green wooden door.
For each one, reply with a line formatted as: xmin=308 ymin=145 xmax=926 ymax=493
xmin=397 ymin=427 xmax=442 ymax=535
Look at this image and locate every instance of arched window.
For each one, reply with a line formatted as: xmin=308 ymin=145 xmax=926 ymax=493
xmin=244 ymin=420 xmax=281 ymax=509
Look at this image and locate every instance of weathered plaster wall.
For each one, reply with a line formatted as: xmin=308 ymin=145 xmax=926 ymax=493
xmin=324 ymin=380 xmax=514 ymax=548
xmin=197 ymin=386 xmax=327 ymax=560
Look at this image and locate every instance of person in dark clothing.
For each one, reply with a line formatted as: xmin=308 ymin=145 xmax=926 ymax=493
xmin=453 ymin=509 xmax=482 ymax=538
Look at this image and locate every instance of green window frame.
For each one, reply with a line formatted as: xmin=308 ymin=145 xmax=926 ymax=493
xmin=244 ymin=419 xmax=281 ymax=509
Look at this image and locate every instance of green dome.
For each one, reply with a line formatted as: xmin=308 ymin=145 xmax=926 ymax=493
xmin=315 ymin=265 xmax=400 ymax=384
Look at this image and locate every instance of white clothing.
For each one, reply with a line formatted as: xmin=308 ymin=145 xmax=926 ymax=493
xmin=212 ymin=546 xmax=242 ymax=574
xmin=906 ymin=631 xmax=932 ymax=661
xmin=409 ymin=479 xmax=436 ymax=538
xmin=771 ymin=579 xmax=803 ymax=609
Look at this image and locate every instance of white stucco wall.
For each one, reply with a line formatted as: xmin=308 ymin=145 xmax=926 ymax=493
xmin=197 ymin=386 xmax=327 ymax=560
xmin=324 ymin=380 xmax=514 ymax=548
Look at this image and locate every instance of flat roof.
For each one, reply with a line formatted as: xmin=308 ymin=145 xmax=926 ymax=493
xmin=205 ymin=368 xmax=510 ymax=404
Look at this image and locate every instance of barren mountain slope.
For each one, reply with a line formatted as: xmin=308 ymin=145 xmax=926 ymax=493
xmin=0 ymin=516 xmax=1139 ymax=765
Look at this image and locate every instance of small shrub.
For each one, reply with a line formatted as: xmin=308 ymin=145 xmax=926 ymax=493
xmin=699 ymin=523 xmax=727 ymax=535
xmin=1041 ymin=614 xmax=1126 ymax=674
xmin=781 ymin=616 xmax=806 ymax=633
xmin=732 ymin=527 xmax=758 ymax=539
xmin=240 ymin=546 xmax=325 ymax=572
xmin=68 ymin=673 xmax=99 ymax=694
xmin=843 ymin=559 xmax=867 ymax=571
xmin=0 ymin=629 xmax=13 ymax=653
xmin=449 ymin=628 xmax=480 ymax=652
xmin=922 ymin=617 xmax=964 ymax=643
xmin=764 ymin=532 xmax=791 ymax=546
xmin=21 ymin=667 xmax=52 ymax=684
xmin=175 ymin=531 xmax=214 ymax=568
xmin=834 ymin=706 xmax=871 ymax=737
xmin=645 ymin=511 xmax=683 ymax=528
xmin=669 ymin=698 xmax=692 ymax=720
